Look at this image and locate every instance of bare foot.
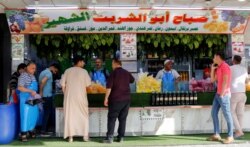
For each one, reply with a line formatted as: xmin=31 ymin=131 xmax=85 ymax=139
xmin=68 ymin=137 xmax=73 ymax=142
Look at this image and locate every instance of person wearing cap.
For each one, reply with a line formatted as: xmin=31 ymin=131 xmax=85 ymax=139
xmin=203 ymin=67 xmax=211 ymax=81
xmin=156 ymin=59 xmax=180 ymax=92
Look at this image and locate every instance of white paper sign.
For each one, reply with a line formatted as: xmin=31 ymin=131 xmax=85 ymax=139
xmin=11 ymin=34 xmax=24 ymax=43
xmin=120 ymin=34 xmax=137 ymax=60
xmin=12 ymin=43 xmax=24 ymax=60
xmin=232 ymin=34 xmax=245 ymax=57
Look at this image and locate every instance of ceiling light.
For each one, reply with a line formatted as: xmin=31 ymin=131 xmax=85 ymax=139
xmin=88 ymin=6 xmax=140 ymax=10
xmin=214 ymin=7 xmax=250 ymax=10
xmin=153 ymin=6 xmax=204 ymax=10
xmin=238 ymin=0 xmax=246 ymax=2
xmin=26 ymin=6 xmax=79 ymax=10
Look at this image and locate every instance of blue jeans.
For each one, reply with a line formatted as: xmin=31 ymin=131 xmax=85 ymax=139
xmin=211 ymin=94 xmax=234 ymax=137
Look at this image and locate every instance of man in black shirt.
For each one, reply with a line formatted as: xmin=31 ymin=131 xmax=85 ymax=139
xmin=103 ymin=58 xmax=135 ymax=144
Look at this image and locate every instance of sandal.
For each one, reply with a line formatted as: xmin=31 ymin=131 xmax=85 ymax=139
xmin=29 ymin=131 xmax=36 ymax=139
xmin=20 ymin=135 xmax=28 ymax=142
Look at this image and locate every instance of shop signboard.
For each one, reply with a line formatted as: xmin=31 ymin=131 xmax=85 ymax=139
xmin=5 ymin=9 xmax=250 ymax=34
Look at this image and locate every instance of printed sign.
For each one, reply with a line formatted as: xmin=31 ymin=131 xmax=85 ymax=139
xmin=232 ymin=34 xmax=245 ymax=57
xmin=120 ymin=34 xmax=137 ymax=60
xmin=11 ymin=34 xmax=24 ymax=43
xmin=12 ymin=43 xmax=24 ymax=60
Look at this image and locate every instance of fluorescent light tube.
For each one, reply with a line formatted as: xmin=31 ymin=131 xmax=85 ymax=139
xmin=153 ymin=6 xmax=204 ymax=10
xmin=88 ymin=6 xmax=140 ymax=10
xmin=214 ymin=7 xmax=250 ymax=10
xmin=26 ymin=6 xmax=79 ymax=10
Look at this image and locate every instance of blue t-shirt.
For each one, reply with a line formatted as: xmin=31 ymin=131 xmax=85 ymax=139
xmin=39 ymin=68 xmax=53 ymax=97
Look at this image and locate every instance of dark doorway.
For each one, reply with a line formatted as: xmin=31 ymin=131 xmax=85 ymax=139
xmin=0 ymin=14 xmax=11 ymax=102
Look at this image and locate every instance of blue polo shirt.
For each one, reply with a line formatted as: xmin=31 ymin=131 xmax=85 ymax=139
xmin=39 ymin=68 xmax=53 ymax=97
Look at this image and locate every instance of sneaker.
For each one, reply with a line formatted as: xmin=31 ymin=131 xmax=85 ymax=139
xmin=103 ymin=137 xmax=113 ymax=144
xmin=116 ymin=137 xmax=124 ymax=143
xmin=206 ymin=135 xmax=221 ymax=141
xmin=222 ymin=137 xmax=234 ymax=144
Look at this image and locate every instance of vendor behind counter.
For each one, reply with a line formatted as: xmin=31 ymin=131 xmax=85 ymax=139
xmin=155 ymin=59 xmax=181 ymax=92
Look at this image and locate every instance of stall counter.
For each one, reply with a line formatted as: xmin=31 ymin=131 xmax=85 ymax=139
xmin=55 ymin=105 xmax=250 ymax=137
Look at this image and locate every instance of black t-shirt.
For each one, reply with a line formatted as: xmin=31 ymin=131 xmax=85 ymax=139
xmin=106 ymin=67 xmax=135 ymax=102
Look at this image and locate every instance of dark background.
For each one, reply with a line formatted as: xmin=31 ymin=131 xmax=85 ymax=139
xmin=0 ymin=14 xmax=12 ymax=102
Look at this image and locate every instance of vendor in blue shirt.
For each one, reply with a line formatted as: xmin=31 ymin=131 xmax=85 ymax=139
xmin=39 ymin=63 xmax=59 ymax=135
xmin=156 ymin=59 xmax=180 ymax=92
xmin=89 ymin=58 xmax=109 ymax=86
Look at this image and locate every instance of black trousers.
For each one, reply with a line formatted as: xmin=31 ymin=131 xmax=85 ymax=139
xmin=42 ymin=97 xmax=55 ymax=132
xmin=107 ymin=100 xmax=130 ymax=138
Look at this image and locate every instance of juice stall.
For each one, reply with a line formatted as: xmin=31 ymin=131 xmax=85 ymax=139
xmin=4 ymin=8 xmax=250 ymax=137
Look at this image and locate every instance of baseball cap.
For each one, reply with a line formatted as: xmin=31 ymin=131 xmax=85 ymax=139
xmin=164 ymin=59 xmax=174 ymax=65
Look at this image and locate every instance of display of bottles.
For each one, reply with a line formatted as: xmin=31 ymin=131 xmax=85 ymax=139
xmin=189 ymin=91 xmax=194 ymax=105
xmin=164 ymin=93 xmax=169 ymax=106
xmin=179 ymin=71 xmax=189 ymax=81
xmin=180 ymin=92 xmax=185 ymax=105
xmin=159 ymin=93 xmax=164 ymax=106
xmin=194 ymin=92 xmax=198 ymax=105
xmin=150 ymin=91 xmax=198 ymax=106
xmin=151 ymin=92 xmax=156 ymax=106
xmin=176 ymin=92 xmax=181 ymax=105
xmin=168 ymin=92 xmax=173 ymax=106
xmin=172 ymin=92 xmax=176 ymax=105
xmin=155 ymin=93 xmax=160 ymax=106
xmin=185 ymin=91 xmax=189 ymax=105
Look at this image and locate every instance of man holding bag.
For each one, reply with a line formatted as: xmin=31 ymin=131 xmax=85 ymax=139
xmin=18 ymin=62 xmax=39 ymax=142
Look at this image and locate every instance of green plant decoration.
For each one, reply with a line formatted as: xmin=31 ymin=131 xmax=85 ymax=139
xmin=31 ymin=33 xmax=228 ymax=71
xmin=137 ymin=34 xmax=228 ymax=61
xmin=30 ymin=34 xmax=119 ymax=72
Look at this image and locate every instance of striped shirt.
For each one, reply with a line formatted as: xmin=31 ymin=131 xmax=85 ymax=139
xmin=18 ymin=72 xmax=36 ymax=88
xmin=9 ymin=72 xmax=20 ymax=90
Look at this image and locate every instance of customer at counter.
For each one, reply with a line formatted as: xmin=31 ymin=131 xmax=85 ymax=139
xmin=230 ymin=55 xmax=248 ymax=139
xmin=61 ymin=56 xmax=91 ymax=142
xmin=103 ymin=58 xmax=135 ymax=144
xmin=39 ymin=63 xmax=59 ymax=136
xmin=155 ymin=59 xmax=180 ymax=92
xmin=208 ymin=52 xmax=234 ymax=144
xmin=89 ymin=58 xmax=109 ymax=87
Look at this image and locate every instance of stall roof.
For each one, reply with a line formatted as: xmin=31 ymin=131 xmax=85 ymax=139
xmin=1 ymin=0 xmax=250 ymax=11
